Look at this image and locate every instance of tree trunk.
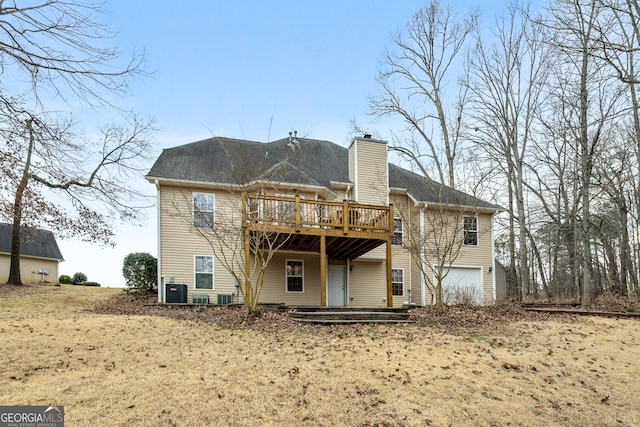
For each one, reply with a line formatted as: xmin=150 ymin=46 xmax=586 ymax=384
xmin=7 ymin=119 xmax=35 ymax=286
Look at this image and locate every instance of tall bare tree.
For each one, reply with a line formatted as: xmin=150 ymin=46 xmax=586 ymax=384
xmin=0 ymin=1 xmax=151 ymax=285
xmin=542 ymin=0 xmax=625 ymax=302
xmin=467 ymin=2 xmax=550 ymax=300
xmin=0 ymin=107 xmax=153 ymax=285
xmin=370 ymin=0 xmax=478 ymax=188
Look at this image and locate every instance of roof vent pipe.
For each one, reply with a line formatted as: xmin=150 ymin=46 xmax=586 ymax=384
xmin=288 ymin=130 xmax=299 ymax=149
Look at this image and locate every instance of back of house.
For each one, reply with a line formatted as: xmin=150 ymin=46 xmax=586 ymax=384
xmin=146 ymin=135 xmax=502 ymax=307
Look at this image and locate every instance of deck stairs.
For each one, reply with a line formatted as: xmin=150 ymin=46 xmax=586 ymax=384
xmin=288 ymin=306 xmax=414 ymax=324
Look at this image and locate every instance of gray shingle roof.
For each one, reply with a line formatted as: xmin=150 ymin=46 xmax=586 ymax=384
xmin=146 ymin=136 xmax=349 ymax=188
xmin=147 ymin=136 xmax=501 ymax=210
xmin=0 ymin=223 xmax=64 ymax=260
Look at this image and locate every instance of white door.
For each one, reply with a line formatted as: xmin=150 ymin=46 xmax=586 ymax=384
xmin=328 ymin=265 xmax=346 ymax=306
xmin=438 ymin=267 xmax=483 ymax=305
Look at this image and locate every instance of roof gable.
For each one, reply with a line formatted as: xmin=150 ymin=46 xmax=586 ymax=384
xmin=0 ymin=223 xmax=64 ymax=261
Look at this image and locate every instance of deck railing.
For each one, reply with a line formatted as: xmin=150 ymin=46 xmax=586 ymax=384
xmin=242 ymin=194 xmax=392 ymax=234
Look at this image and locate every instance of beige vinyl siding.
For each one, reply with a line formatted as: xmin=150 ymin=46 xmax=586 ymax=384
xmin=258 ymin=252 xmax=322 ymax=305
xmin=159 ymin=185 xmax=238 ymax=302
xmin=348 ymin=260 xmax=388 ymax=307
xmin=391 ymin=246 xmax=413 ymax=306
xmin=0 ymin=254 xmax=60 ymax=284
xmin=349 ymin=138 xmax=388 ymax=206
xmin=455 ymin=212 xmax=494 ymax=305
xmin=421 ymin=210 xmax=495 ymax=305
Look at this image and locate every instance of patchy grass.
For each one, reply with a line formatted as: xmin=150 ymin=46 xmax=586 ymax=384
xmin=1 ymin=284 xmax=639 ymax=426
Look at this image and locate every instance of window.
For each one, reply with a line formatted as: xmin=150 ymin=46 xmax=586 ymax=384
xmin=193 ymin=193 xmax=214 ymax=227
xmin=286 ymin=260 xmax=304 ymax=292
xmin=195 ymin=255 xmax=213 ymax=289
xmin=392 ymin=218 xmax=403 ymax=245
xmin=463 ymin=216 xmax=478 ymax=246
xmin=392 ymin=269 xmax=404 ymax=296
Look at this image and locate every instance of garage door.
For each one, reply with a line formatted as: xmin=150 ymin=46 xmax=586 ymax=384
xmin=438 ymin=267 xmax=483 ymax=305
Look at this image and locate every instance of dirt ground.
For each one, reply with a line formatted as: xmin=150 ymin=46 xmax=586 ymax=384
xmin=0 ymin=285 xmax=638 ymax=426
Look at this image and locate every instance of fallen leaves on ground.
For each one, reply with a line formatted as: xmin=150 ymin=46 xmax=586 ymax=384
xmin=93 ymin=293 xmax=560 ymax=336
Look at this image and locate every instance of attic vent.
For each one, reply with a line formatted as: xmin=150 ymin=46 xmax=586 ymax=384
xmin=363 ymin=134 xmax=372 ymax=139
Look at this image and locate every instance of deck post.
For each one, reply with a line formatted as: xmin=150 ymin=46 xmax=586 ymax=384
xmin=386 ymin=239 xmax=393 ymax=307
xmin=295 ymin=195 xmax=301 ymax=231
xmin=320 ymin=235 xmax=327 ymax=306
xmin=244 ymin=227 xmax=251 ymax=307
xmin=342 ymin=200 xmax=349 ymax=235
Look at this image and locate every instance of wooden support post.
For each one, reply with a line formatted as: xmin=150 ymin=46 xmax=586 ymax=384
xmin=242 ymin=193 xmax=247 ymax=223
xmin=320 ymin=235 xmax=327 ymax=306
xmin=295 ymin=195 xmax=301 ymax=231
xmin=244 ymin=227 xmax=251 ymax=307
xmin=342 ymin=200 xmax=349 ymax=235
xmin=386 ymin=239 xmax=393 ymax=307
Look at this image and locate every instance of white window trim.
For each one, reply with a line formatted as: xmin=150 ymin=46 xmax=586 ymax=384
xmin=285 ymin=259 xmax=304 ymax=293
xmin=391 ymin=268 xmax=404 ymax=297
xmin=392 ymin=218 xmax=403 ymax=246
xmin=194 ymin=255 xmax=214 ymax=290
xmin=193 ymin=192 xmax=215 ymax=228
xmin=463 ymin=215 xmax=479 ymax=246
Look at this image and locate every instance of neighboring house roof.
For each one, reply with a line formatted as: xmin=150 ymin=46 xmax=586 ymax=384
xmin=0 ymin=223 xmax=64 ymax=261
xmin=147 ymin=136 xmax=502 ymax=211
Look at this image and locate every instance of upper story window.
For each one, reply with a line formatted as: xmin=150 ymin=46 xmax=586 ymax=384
xmin=463 ymin=216 xmax=478 ymax=246
xmin=392 ymin=218 xmax=403 ymax=245
xmin=193 ymin=193 xmax=214 ymax=228
xmin=286 ymin=260 xmax=304 ymax=292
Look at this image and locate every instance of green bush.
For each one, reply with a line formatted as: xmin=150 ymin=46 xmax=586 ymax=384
xmin=83 ymin=281 xmax=101 ymax=287
xmin=72 ymin=272 xmax=87 ymax=285
xmin=58 ymin=274 xmax=73 ymax=284
xmin=122 ymin=252 xmax=157 ymax=294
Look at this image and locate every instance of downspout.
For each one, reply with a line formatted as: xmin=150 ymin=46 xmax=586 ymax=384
xmin=346 ymin=258 xmax=351 ymax=305
xmin=407 ymin=194 xmax=412 ymax=304
xmin=155 ymin=180 xmax=163 ymax=303
xmin=491 ymin=211 xmax=497 ymax=304
xmin=420 ymin=205 xmax=427 ymax=306
xmin=352 ymin=141 xmax=358 ymax=201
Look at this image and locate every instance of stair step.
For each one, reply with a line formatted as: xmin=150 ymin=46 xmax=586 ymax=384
xmin=288 ymin=310 xmax=412 ymax=324
xmin=293 ymin=318 xmax=415 ymax=324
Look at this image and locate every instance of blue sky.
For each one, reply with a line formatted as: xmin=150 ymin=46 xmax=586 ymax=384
xmin=56 ymin=0 xmax=512 ymax=287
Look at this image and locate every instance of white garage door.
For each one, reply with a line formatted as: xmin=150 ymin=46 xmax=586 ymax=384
xmin=438 ymin=267 xmax=483 ymax=305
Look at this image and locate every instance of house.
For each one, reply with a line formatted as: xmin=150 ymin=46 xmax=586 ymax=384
xmin=0 ymin=223 xmax=64 ymax=283
xmin=146 ymin=134 xmax=503 ymax=307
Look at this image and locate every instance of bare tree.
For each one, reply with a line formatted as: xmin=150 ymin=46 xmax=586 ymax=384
xmin=0 ymin=0 xmax=145 ymax=106
xmin=541 ymin=0 xmax=625 ymax=303
xmin=467 ymin=2 xmax=550 ymax=300
xmin=370 ymin=0 xmax=478 ymax=188
xmin=161 ymin=141 xmax=313 ymax=313
xmin=0 ymin=107 xmax=153 ymax=285
xmin=396 ymin=183 xmax=491 ymax=309
xmin=0 ymin=1 xmax=151 ymax=285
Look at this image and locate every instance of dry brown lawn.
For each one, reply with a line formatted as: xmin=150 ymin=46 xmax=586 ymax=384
xmin=0 ymin=284 xmax=638 ymax=426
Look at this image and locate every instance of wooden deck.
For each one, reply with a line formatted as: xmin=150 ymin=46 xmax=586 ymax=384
xmin=241 ymin=194 xmax=396 ymax=307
